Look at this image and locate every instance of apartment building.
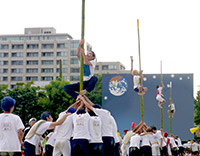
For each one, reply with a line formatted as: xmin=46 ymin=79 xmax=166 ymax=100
xmin=0 ymin=27 xmax=126 ymax=89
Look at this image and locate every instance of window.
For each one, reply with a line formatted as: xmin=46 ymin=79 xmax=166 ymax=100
xmin=102 ymin=65 xmax=108 ymax=70
xmin=12 ymin=52 xmax=24 ymax=57
xmin=42 ymin=44 xmax=54 ymax=49
xmin=70 ymin=68 xmax=80 ymax=73
xmin=11 ymin=68 xmax=23 ymax=73
xmin=26 ymin=76 xmax=38 ymax=81
xmin=57 ymin=36 xmax=68 ymax=40
xmin=41 ymin=68 xmax=54 ymax=73
xmin=26 ymin=68 xmax=38 ymax=73
xmin=0 ymin=53 xmax=8 ymax=57
xmin=95 ymin=65 xmax=99 ymax=70
xmin=57 ymin=43 xmax=68 ymax=49
xmin=56 ymin=68 xmax=68 ymax=73
xmin=11 ymin=85 xmax=17 ymax=89
xmin=11 ymin=77 xmax=23 ymax=81
xmin=42 ymin=52 xmax=54 ymax=57
xmin=27 ymin=60 xmax=38 ymax=65
xmin=0 ymin=44 xmax=9 ymax=49
xmin=70 ymin=76 xmax=79 ymax=81
xmin=70 ymin=40 xmax=79 ymax=48
xmin=41 ymin=76 xmax=53 ymax=81
xmin=0 ymin=77 xmax=8 ymax=81
xmin=27 ymin=44 xmax=39 ymax=49
xmin=42 ymin=60 xmax=53 ymax=65
xmin=62 ymin=76 xmax=68 ymax=81
xmin=27 ymin=52 xmax=38 ymax=57
xmin=12 ymin=60 xmax=23 ymax=65
xmin=70 ymin=50 xmax=76 ymax=56
xmin=0 ymin=69 xmax=8 ymax=73
xmin=57 ymin=51 xmax=68 ymax=57
xmin=70 ymin=58 xmax=78 ymax=64
xmin=108 ymin=65 xmax=117 ymax=70
xmin=12 ymin=44 xmax=24 ymax=49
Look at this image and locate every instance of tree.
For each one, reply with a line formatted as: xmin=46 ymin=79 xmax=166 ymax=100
xmin=39 ymin=77 xmax=75 ymax=119
xmin=194 ymin=90 xmax=200 ymax=125
xmin=7 ymin=81 xmax=44 ymax=126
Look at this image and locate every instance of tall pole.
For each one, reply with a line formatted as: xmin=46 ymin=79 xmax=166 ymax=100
xmin=170 ymin=81 xmax=172 ymax=134
xmin=80 ymin=0 xmax=85 ymax=91
xmin=59 ymin=59 xmax=63 ymax=79
xmin=130 ymin=56 xmax=133 ymax=73
xmin=160 ymin=60 xmax=163 ymax=129
xmin=137 ymin=19 xmax=144 ymax=121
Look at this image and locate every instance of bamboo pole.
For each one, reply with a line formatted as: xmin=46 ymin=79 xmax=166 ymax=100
xmin=170 ymin=81 xmax=172 ymax=134
xmin=160 ymin=60 xmax=163 ymax=129
xmin=59 ymin=59 xmax=63 ymax=79
xmin=80 ymin=0 xmax=85 ymax=91
xmin=137 ymin=19 xmax=144 ymax=121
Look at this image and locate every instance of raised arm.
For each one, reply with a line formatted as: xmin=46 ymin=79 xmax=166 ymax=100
xmin=77 ymin=40 xmax=84 ymax=61
xmin=50 ymin=113 xmax=70 ymax=127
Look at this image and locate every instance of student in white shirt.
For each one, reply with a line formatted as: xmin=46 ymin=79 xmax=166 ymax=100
xmin=132 ymin=69 xmax=148 ymax=96
xmin=140 ymin=128 xmax=152 ymax=156
xmin=44 ymin=130 xmax=56 ymax=156
xmin=148 ymin=129 xmax=160 ymax=156
xmin=71 ymin=109 xmax=91 ymax=156
xmin=168 ymin=98 xmax=176 ymax=118
xmin=151 ymin=126 xmax=168 ymax=156
xmin=156 ymin=81 xmax=166 ymax=108
xmin=64 ymin=39 xmax=98 ymax=99
xmin=53 ymin=107 xmax=76 ymax=156
xmin=23 ymin=111 xmax=69 ymax=156
xmin=88 ymin=110 xmax=103 ymax=156
xmin=175 ymin=136 xmax=184 ymax=156
xmin=168 ymin=135 xmax=178 ymax=156
xmin=129 ymin=132 xmax=141 ymax=156
xmin=191 ymin=139 xmax=199 ymax=156
xmin=0 ymin=96 xmax=25 ymax=156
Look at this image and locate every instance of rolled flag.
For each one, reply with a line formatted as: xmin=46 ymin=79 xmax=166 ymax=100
xmin=131 ymin=122 xmax=136 ymax=129
xmin=190 ymin=127 xmax=200 ymax=134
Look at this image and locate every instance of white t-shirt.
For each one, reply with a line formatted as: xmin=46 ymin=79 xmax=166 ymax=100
xmin=129 ymin=134 xmax=141 ymax=149
xmin=175 ymin=138 xmax=183 ymax=147
xmin=170 ymin=103 xmax=175 ymax=111
xmin=148 ymin=133 xmax=159 ymax=147
xmin=155 ymin=130 xmax=166 ymax=147
xmin=0 ymin=113 xmax=25 ymax=152
xmin=157 ymin=87 xmax=163 ymax=96
xmin=191 ymin=142 xmax=199 ymax=152
xmin=168 ymin=137 xmax=178 ymax=148
xmin=79 ymin=60 xmax=96 ymax=81
xmin=54 ymin=112 xmax=74 ymax=140
xmin=93 ymin=108 xmax=113 ymax=137
xmin=111 ymin=115 xmax=119 ymax=143
xmin=25 ymin=122 xmax=52 ymax=146
xmin=140 ymin=132 xmax=151 ymax=147
xmin=89 ymin=116 xmax=102 ymax=143
xmin=72 ymin=113 xmax=91 ymax=140
xmin=46 ymin=132 xmax=56 ymax=147
xmin=133 ymin=75 xmax=140 ymax=88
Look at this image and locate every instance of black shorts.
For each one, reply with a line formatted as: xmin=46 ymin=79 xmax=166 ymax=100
xmin=171 ymin=110 xmax=174 ymax=113
xmin=134 ymin=88 xmax=139 ymax=92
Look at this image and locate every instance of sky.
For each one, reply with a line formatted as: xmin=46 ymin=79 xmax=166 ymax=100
xmin=1 ymin=0 xmax=200 ymax=96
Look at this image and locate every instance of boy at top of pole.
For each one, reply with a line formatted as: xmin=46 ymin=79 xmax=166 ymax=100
xmin=64 ymin=39 xmax=98 ymax=100
xmin=168 ymin=98 xmax=176 ymax=118
xmin=156 ymin=81 xmax=166 ymax=108
xmin=132 ymin=69 xmax=148 ymax=95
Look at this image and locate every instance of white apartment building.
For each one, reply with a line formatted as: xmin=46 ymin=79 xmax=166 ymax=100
xmin=0 ymin=27 xmax=126 ymax=89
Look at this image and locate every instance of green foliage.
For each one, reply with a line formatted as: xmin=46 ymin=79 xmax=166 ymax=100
xmin=194 ymin=90 xmax=200 ymax=125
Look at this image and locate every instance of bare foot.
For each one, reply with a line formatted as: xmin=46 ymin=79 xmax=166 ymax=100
xmin=80 ymin=89 xmax=87 ymax=95
xmin=158 ymin=104 xmax=162 ymax=109
xmin=138 ymin=91 xmax=145 ymax=96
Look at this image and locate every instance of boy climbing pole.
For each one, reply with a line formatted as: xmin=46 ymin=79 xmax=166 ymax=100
xmin=132 ymin=69 xmax=148 ymax=95
xmin=156 ymin=81 xmax=166 ymax=108
xmin=168 ymin=98 xmax=176 ymax=118
xmin=64 ymin=40 xmax=98 ymax=99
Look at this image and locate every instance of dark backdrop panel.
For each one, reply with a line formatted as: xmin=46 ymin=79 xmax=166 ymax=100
xmin=102 ymin=74 xmax=193 ymax=141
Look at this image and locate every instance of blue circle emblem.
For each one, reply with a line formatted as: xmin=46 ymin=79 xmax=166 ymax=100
xmin=109 ymin=76 xmax=128 ymax=96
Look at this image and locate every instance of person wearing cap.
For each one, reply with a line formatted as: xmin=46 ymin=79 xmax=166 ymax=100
xmin=0 ymin=96 xmax=25 ymax=156
xmin=23 ymin=111 xmax=70 ymax=156
xmin=23 ymin=118 xmax=37 ymax=142
xmin=64 ymin=39 xmax=98 ymax=100
xmin=53 ymin=107 xmax=76 ymax=156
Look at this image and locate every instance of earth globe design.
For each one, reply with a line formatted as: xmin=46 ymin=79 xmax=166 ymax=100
xmin=109 ymin=76 xmax=128 ymax=96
